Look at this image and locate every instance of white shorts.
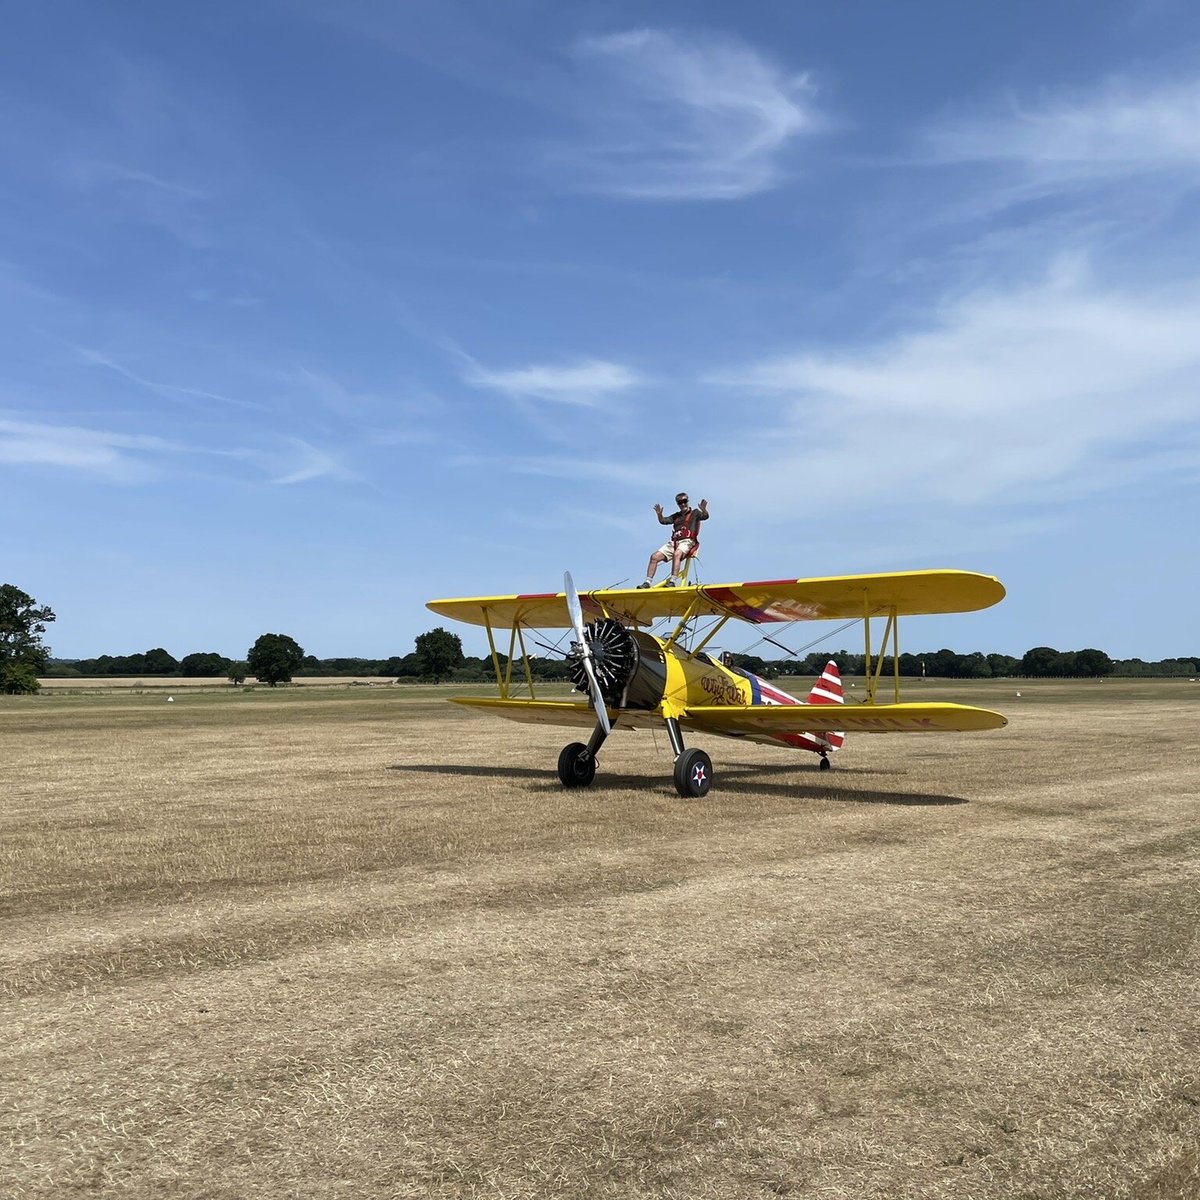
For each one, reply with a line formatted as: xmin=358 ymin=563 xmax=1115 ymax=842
xmin=657 ymin=539 xmax=695 ymax=558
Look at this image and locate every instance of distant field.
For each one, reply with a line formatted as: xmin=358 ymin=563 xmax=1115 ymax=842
xmin=3 ymin=679 xmax=1198 ymax=1198
xmin=37 ymin=675 xmax=395 ymax=690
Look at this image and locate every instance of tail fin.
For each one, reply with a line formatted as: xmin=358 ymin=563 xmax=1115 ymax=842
xmin=806 ymin=660 xmax=844 ymax=706
xmin=806 ymin=660 xmax=845 ymax=753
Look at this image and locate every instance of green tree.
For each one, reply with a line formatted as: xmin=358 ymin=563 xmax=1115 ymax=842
xmin=226 ymin=661 xmax=248 ymax=685
xmin=959 ymin=651 xmax=992 ymax=678
xmin=1 ymin=661 xmax=41 ymax=694
xmin=1 ymin=584 xmax=56 ymax=694
xmin=396 ymin=652 xmax=423 ymax=678
xmin=1073 ymin=648 xmax=1113 ymax=677
xmin=247 ymin=633 xmax=305 ymax=686
xmin=144 ymin=647 xmax=179 ymax=674
xmin=925 ymin=648 xmax=961 ymax=677
xmin=1021 ymin=646 xmax=1061 ymax=677
xmin=726 ymin=652 xmax=766 ymax=674
xmin=414 ymin=627 xmax=464 ymax=682
xmin=181 ymin=651 xmax=232 ymax=677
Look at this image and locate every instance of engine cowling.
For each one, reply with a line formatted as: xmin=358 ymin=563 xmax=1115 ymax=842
xmin=569 ymin=620 xmax=667 ymax=711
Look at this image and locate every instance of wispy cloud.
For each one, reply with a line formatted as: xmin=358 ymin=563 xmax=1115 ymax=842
xmin=0 ymin=417 xmax=356 ymax=489
xmin=465 ymin=358 xmax=642 ymax=405
xmin=556 ymin=29 xmax=822 ymax=200
xmin=55 ymin=155 xmax=218 ymax=247
xmin=72 ymin=345 xmax=260 ymax=411
xmin=923 ymin=76 xmax=1200 ymax=184
xmin=0 ymin=417 xmax=182 ymax=482
xmin=711 ymin=264 xmax=1200 ymax=511
xmin=62 ymin=159 xmax=210 ymax=200
xmin=262 ymin=437 xmax=355 ymax=486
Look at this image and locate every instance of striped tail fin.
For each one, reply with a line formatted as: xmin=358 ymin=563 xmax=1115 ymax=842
xmin=805 ymin=660 xmax=845 ymax=753
xmin=753 ymin=659 xmax=846 ymax=758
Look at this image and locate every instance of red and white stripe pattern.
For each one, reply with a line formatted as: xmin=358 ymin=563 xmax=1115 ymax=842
xmin=755 ymin=660 xmax=845 ymax=756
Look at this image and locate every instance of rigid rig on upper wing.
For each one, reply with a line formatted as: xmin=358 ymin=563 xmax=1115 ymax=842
xmin=426 ymin=569 xmax=1007 ymax=798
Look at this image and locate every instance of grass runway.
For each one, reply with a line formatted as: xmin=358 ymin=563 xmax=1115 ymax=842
xmin=3 ymin=678 xmax=1199 ymax=1198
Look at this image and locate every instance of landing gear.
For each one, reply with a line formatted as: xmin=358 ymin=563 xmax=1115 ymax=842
xmin=557 ymin=742 xmax=596 ymax=788
xmin=557 ymin=717 xmax=609 ymax=789
xmin=674 ymin=747 xmax=713 ymax=798
xmin=819 ymin=753 xmax=831 ymax=771
xmin=666 ymin=716 xmax=714 ymax=798
xmin=557 ymin=713 xmax=717 ymax=797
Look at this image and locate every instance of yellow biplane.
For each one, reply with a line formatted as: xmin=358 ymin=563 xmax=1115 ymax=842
xmin=426 ymin=570 xmax=1007 ymax=797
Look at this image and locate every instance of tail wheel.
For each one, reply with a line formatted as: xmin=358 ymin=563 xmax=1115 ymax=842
xmin=557 ymin=742 xmax=596 ymax=788
xmin=674 ymin=748 xmax=713 ymax=798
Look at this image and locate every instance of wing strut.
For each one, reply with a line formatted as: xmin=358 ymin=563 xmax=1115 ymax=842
xmin=663 ymin=593 xmax=705 ymax=651
xmin=482 ymin=609 xmax=506 ymax=697
xmin=862 ymin=604 xmax=902 ymax=704
xmin=482 ymin=609 xmax=537 ymax=700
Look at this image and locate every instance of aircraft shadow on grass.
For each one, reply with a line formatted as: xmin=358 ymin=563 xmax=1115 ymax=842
xmin=386 ymin=762 xmax=967 ymax=807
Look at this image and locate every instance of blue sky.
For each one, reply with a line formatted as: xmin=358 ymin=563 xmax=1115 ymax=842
xmin=3 ymin=1 xmax=1199 ymax=662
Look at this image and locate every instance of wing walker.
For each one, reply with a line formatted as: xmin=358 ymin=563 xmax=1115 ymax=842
xmin=426 ymin=570 xmax=1007 ymax=798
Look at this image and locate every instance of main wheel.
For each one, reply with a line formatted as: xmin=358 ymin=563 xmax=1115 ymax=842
xmin=674 ymin=748 xmax=713 ymax=798
xmin=557 ymin=742 xmax=596 ymax=788
xmin=818 ymin=755 xmax=831 ymax=771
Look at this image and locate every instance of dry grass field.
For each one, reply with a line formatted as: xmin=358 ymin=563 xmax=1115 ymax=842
xmin=3 ymin=677 xmax=1199 ymax=1198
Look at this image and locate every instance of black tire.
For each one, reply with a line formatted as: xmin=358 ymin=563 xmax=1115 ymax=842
xmin=674 ymin=748 xmax=713 ymax=798
xmin=557 ymin=742 xmax=596 ymax=788
xmin=818 ymin=756 xmax=831 ymax=771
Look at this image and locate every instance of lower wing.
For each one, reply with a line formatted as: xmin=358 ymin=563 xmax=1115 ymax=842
xmin=684 ymin=702 xmax=1006 ymax=734
xmin=450 ymin=697 xmax=624 ymax=728
xmin=449 ymin=697 xmax=1005 ymax=734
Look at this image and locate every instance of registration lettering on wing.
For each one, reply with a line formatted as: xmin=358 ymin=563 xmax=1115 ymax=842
xmin=853 ymin=715 xmax=940 ymax=730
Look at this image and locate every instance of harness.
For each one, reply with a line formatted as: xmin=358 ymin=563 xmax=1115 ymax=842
xmin=672 ymin=510 xmax=700 ymax=549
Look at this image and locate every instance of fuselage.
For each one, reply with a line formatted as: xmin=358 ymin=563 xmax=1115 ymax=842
xmin=646 ymin=632 xmax=842 ymax=757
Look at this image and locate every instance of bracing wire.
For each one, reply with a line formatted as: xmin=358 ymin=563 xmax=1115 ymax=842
xmin=736 ymin=616 xmax=863 ymax=662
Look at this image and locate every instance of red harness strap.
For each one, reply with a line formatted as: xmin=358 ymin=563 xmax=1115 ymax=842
xmin=672 ymin=511 xmax=700 ymax=552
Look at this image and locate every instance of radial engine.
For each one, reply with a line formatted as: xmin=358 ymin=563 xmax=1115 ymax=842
xmin=567 ymin=619 xmax=668 ymax=712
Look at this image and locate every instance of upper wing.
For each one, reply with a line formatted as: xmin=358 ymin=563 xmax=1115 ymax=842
xmin=684 ymin=702 xmax=1007 ymax=734
xmin=427 ymin=569 xmax=1005 ymax=629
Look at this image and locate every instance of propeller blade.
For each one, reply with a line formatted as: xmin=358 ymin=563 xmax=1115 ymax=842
xmin=564 ymin=571 xmax=611 ymax=736
xmin=564 ymin=570 xmax=587 ymax=647
xmin=581 ymin=656 xmax=611 ymax=736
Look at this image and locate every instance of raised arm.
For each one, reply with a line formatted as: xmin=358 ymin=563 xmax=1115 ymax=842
xmin=654 ymin=503 xmax=672 ymax=525
xmin=698 ymin=499 xmax=710 ymax=519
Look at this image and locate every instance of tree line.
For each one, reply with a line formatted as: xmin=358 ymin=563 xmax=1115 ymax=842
xmin=46 ymin=628 xmax=467 ymax=685
xmin=4 ymin=582 xmax=1198 ymax=696
xmin=391 ymin=640 xmax=1198 ymax=683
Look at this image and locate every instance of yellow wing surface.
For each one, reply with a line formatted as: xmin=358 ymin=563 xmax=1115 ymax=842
xmin=685 ymin=702 xmax=1006 ymax=734
xmin=451 ymin=697 xmax=1006 ymax=734
xmin=427 ymin=569 xmax=1005 ymax=629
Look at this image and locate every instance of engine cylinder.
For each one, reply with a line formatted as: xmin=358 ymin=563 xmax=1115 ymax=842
xmin=569 ymin=622 xmax=667 ymax=711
